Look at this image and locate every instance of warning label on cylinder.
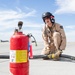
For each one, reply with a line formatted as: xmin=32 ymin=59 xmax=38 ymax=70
xmin=10 ymin=50 xmax=28 ymax=63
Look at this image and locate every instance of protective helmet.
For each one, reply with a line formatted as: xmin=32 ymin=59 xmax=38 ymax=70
xmin=42 ymin=12 xmax=55 ymax=23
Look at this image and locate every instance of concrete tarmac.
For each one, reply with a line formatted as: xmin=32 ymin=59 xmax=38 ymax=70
xmin=0 ymin=42 xmax=75 ymax=75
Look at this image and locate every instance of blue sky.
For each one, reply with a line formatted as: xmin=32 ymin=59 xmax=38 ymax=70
xmin=0 ymin=0 xmax=75 ymax=42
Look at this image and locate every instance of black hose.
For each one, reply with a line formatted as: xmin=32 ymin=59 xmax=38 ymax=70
xmin=30 ymin=54 xmax=75 ymax=60
xmin=60 ymin=54 xmax=75 ymax=60
xmin=29 ymin=55 xmax=47 ymax=59
xmin=27 ymin=33 xmax=37 ymax=46
xmin=31 ymin=35 xmax=37 ymax=46
xmin=0 ymin=54 xmax=75 ymax=60
xmin=0 ymin=55 xmax=9 ymax=59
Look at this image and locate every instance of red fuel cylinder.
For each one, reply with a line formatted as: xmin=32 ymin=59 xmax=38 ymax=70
xmin=10 ymin=32 xmax=29 ymax=75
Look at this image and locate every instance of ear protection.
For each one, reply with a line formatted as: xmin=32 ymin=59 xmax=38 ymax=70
xmin=50 ymin=16 xmax=55 ymax=23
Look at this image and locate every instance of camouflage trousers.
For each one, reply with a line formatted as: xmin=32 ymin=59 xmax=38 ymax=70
xmin=41 ymin=32 xmax=61 ymax=55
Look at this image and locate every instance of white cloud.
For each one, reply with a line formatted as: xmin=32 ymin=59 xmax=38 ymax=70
xmin=0 ymin=7 xmax=43 ymax=42
xmin=0 ymin=8 xmax=36 ymax=21
xmin=64 ymin=25 xmax=75 ymax=42
xmin=0 ymin=7 xmax=39 ymax=40
xmin=23 ymin=22 xmax=42 ymax=28
xmin=0 ymin=10 xmax=24 ymax=21
xmin=55 ymin=0 xmax=75 ymax=14
xmin=0 ymin=7 xmax=36 ymax=25
xmin=65 ymin=25 xmax=75 ymax=29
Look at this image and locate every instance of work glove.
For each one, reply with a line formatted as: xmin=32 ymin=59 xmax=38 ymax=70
xmin=47 ymin=50 xmax=62 ymax=60
xmin=52 ymin=50 xmax=62 ymax=60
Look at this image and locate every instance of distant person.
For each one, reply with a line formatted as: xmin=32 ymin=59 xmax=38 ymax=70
xmin=41 ymin=12 xmax=66 ymax=60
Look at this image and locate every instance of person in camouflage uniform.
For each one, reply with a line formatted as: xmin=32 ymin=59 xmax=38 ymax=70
xmin=41 ymin=12 xmax=66 ymax=60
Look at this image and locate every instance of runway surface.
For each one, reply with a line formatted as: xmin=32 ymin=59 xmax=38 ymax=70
xmin=0 ymin=42 xmax=75 ymax=75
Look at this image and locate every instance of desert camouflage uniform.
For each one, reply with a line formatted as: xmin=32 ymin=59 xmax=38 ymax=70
xmin=41 ymin=23 xmax=66 ymax=55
